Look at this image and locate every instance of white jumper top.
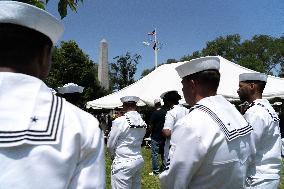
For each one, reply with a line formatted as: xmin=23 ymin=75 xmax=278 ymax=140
xmin=244 ymin=99 xmax=282 ymax=179
xmin=107 ymin=111 xmax=146 ymax=160
xmin=0 ymin=72 xmax=105 ymax=189
xmin=160 ymin=95 xmax=254 ymax=189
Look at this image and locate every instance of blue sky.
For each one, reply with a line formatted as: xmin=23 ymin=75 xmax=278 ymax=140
xmin=47 ymin=0 xmax=284 ymax=79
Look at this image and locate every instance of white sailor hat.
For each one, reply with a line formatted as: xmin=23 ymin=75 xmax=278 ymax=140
xmin=175 ymin=57 xmax=220 ymax=78
xmin=120 ymin=96 xmax=140 ymax=103
xmin=239 ymin=73 xmax=267 ymax=82
xmin=0 ymin=1 xmax=64 ymax=44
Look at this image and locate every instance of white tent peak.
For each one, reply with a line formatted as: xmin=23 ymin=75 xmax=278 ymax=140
xmin=86 ymin=56 xmax=284 ymax=109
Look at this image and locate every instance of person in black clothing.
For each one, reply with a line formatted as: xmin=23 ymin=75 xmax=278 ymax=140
xmin=149 ymin=99 xmax=168 ymax=176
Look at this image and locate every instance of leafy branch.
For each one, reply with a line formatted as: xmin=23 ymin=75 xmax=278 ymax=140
xmin=16 ymin=0 xmax=83 ymax=19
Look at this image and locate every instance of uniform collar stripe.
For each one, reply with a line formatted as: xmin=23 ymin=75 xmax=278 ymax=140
xmin=125 ymin=115 xmax=146 ymax=128
xmin=0 ymin=95 xmax=57 ymax=135
xmin=0 ymin=95 xmax=64 ymax=145
xmin=248 ymin=102 xmax=280 ymax=121
xmin=192 ymin=104 xmax=253 ymax=141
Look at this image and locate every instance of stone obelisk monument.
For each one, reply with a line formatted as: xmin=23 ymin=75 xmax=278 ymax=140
xmin=98 ymin=38 xmax=109 ymax=90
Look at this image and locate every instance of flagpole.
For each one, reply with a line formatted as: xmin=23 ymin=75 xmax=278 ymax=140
xmin=145 ymin=28 xmax=160 ymax=69
xmin=154 ymin=28 xmax=158 ymax=69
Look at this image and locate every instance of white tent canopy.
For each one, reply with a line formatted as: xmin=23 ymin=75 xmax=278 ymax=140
xmin=86 ymin=56 xmax=284 ymax=109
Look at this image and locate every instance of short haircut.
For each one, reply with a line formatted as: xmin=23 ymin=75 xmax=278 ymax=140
xmin=163 ymin=91 xmax=181 ymax=104
xmin=184 ymin=69 xmax=220 ymax=92
xmin=0 ymin=23 xmax=52 ymax=67
xmin=242 ymin=80 xmax=266 ymax=93
xmin=123 ymin=101 xmax=137 ymax=107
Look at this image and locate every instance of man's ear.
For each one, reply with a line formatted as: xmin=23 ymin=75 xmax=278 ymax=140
xmin=249 ymin=83 xmax=255 ymax=89
xmin=38 ymin=45 xmax=52 ymax=79
xmin=249 ymin=83 xmax=258 ymax=95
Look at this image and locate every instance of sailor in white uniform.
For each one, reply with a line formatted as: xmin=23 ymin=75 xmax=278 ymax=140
xmin=107 ymin=96 xmax=147 ymax=189
xmin=161 ymin=90 xmax=189 ymax=166
xmin=238 ymin=73 xmax=282 ymax=189
xmin=0 ymin=2 xmax=105 ymax=189
xmin=160 ymin=57 xmax=255 ymax=189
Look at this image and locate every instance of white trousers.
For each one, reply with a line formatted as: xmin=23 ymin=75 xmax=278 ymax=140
xmin=111 ymin=157 xmax=144 ymax=189
xmin=163 ymin=139 xmax=170 ymax=165
xmin=245 ymin=177 xmax=280 ymax=189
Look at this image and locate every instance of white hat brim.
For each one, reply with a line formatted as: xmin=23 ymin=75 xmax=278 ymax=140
xmin=0 ymin=1 xmax=64 ymax=44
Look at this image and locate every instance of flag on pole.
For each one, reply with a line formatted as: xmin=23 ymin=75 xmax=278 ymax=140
xmin=142 ymin=41 xmax=150 ymax=46
xmin=153 ymin=42 xmax=156 ymax=50
xmin=148 ymin=30 xmax=156 ymax=36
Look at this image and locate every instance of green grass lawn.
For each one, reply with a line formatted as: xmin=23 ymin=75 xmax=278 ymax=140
xmin=105 ymin=146 xmax=284 ymax=189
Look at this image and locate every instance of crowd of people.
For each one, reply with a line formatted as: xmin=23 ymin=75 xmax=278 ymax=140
xmin=0 ymin=1 xmax=283 ymax=189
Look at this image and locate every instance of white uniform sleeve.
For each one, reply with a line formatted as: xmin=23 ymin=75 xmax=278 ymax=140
xmin=244 ymin=110 xmax=266 ymax=143
xmin=163 ymin=111 xmax=175 ymax=130
xmin=160 ymin=119 xmax=207 ymax=189
xmin=107 ymin=118 xmax=123 ymax=157
xmin=69 ymin=119 xmax=105 ymax=189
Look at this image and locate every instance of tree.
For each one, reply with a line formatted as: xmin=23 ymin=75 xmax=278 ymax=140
xmin=110 ymin=52 xmax=141 ymax=91
xmin=17 ymin=0 xmax=83 ymax=18
xmin=238 ymin=35 xmax=284 ymax=74
xmin=140 ymin=68 xmax=154 ymax=78
xmin=140 ymin=58 xmax=177 ymax=78
xmin=45 ymin=40 xmax=108 ymax=107
xmin=165 ymin=58 xmax=178 ymax=64
xmin=180 ymin=51 xmax=202 ymax=62
xmin=179 ymin=35 xmax=241 ymax=63
xmin=279 ymin=36 xmax=284 ymax=77
xmin=201 ymin=34 xmax=241 ymax=62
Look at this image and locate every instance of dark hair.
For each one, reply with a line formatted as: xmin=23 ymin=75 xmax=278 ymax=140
xmin=243 ymin=80 xmax=266 ymax=93
xmin=0 ymin=23 xmax=52 ymax=67
xmin=163 ymin=91 xmax=181 ymax=103
xmin=123 ymin=101 xmax=137 ymax=107
xmin=184 ymin=69 xmax=220 ymax=92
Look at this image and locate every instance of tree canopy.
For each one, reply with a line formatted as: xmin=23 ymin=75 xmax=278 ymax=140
xmin=238 ymin=35 xmax=284 ymax=74
xmin=110 ymin=52 xmax=141 ymax=91
xmin=140 ymin=58 xmax=177 ymax=78
xmin=17 ymin=0 xmax=83 ymax=18
xmin=279 ymin=36 xmax=284 ymax=77
xmin=45 ymin=40 xmax=108 ymax=107
xmin=140 ymin=68 xmax=153 ymax=78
